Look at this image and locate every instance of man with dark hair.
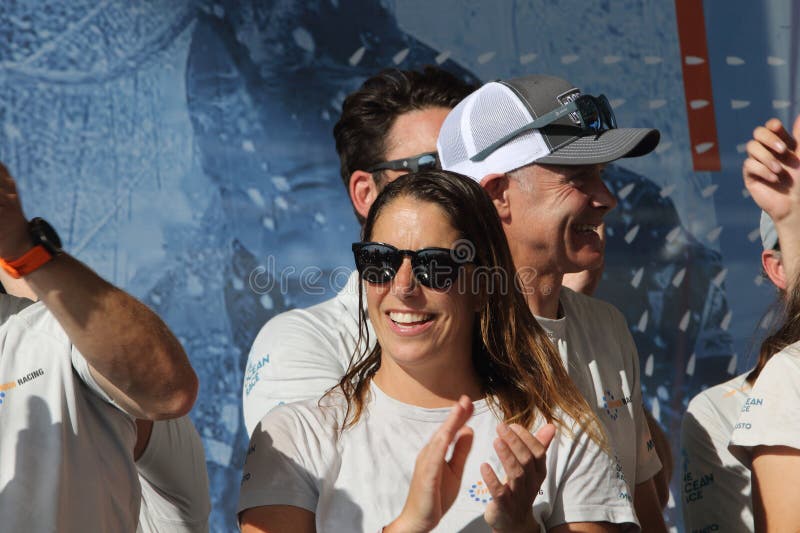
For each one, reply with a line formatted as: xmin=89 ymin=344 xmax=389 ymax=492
xmin=333 ymin=66 xmax=476 ymax=223
xmin=242 ymin=67 xmax=476 ymax=434
xmin=0 ymin=163 xmax=199 ymax=531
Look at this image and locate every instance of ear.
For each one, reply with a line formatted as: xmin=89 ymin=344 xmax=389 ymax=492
xmin=481 ymin=173 xmax=511 ymax=221
xmin=762 ymin=249 xmax=787 ymax=290
xmin=349 ymin=170 xmax=380 ymax=220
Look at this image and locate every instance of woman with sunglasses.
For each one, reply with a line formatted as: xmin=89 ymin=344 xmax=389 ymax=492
xmin=239 ymin=170 xmax=637 ymax=532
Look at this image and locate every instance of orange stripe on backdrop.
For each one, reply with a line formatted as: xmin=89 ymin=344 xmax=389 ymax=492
xmin=674 ymin=0 xmax=721 ymax=171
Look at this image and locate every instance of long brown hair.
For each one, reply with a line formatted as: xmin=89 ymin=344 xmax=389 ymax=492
xmin=749 ymin=264 xmax=800 ymax=384
xmin=330 ymin=170 xmax=602 ymax=442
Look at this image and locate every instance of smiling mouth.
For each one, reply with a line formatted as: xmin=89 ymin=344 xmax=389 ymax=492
xmin=572 ymin=223 xmax=599 ymax=234
xmin=388 ymin=311 xmax=433 ymax=326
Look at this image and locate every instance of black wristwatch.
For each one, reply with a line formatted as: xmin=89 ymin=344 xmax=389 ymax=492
xmin=29 ymin=217 xmax=63 ymax=255
xmin=0 ymin=218 xmax=63 ymax=278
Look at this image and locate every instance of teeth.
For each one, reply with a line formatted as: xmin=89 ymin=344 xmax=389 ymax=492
xmin=573 ymin=224 xmax=598 ymax=233
xmin=389 ymin=311 xmax=432 ymax=324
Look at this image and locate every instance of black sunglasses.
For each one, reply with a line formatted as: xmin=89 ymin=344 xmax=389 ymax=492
xmin=471 ymin=94 xmax=618 ymax=162
xmin=352 ymin=242 xmax=471 ymax=290
xmin=365 ymin=152 xmax=440 ymax=173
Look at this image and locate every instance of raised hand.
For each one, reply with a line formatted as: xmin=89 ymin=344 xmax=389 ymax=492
xmin=481 ymin=423 xmax=556 ymax=533
xmin=0 ymin=163 xmax=33 ymax=260
xmin=743 ymin=115 xmax=800 ymax=223
xmin=386 ymin=396 xmax=475 ymax=533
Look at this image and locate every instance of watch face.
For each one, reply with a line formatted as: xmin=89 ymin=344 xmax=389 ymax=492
xmin=29 ymin=217 xmax=62 ymax=254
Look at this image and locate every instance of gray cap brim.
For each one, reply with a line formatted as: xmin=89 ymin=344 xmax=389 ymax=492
xmin=536 ymin=127 xmax=660 ymax=165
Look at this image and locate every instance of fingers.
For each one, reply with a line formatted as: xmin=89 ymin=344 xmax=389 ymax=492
xmin=0 ymin=163 xmax=17 ymax=194
xmin=491 ymin=422 xmax=556 ymax=496
xmin=747 ymin=137 xmax=785 ymax=174
xmin=480 ymin=462 xmax=506 ymax=501
xmin=789 ymin=115 xmax=800 ymax=151
xmin=743 ymin=156 xmax=780 ymax=185
xmin=531 ymin=423 xmax=557 ymax=449
xmin=447 ymin=426 xmax=474 ymax=481
xmin=760 ymin=119 xmax=793 ymax=153
xmin=496 ymin=424 xmax=533 ymax=479
xmin=427 ymin=396 xmax=474 ymax=461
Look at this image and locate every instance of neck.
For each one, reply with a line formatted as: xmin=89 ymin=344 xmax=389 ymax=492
xmin=506 ymin=232 xmax=564 ymax=319
xmin=373 ymin=352 xmax=483 ymax=408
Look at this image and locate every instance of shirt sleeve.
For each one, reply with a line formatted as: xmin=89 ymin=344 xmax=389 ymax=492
xmin=0 ymin=294 xmax=35 ymax=320
xmin=238 ymin=403 xmax=331 ymax=517
xmin=681 ymin=392 xmax=751 ymax=532
xmin=546 ymin=424 xmax=640 ymax=531
xmin=614 ymin=307 xmax=662 ymax=484
xmin=729 ymin=352 xmax=800 ymax=466
xmin=136 ymin=416 xmax=211 ymax=531
xmin=242 ymin=309 xmax=353 ymax=436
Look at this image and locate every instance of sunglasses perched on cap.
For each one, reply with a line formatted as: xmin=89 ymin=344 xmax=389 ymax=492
xmin=352 ymin=242 xmax=473 ymax=290
xmin=366 ymin=152 xmax=440 ymax=173
xmin=471 ymin=94 xmax=617 ymax=162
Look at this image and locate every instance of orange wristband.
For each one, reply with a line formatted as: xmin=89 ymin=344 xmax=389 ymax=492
xmin=0 ymin=245 xmax=54 ymax=279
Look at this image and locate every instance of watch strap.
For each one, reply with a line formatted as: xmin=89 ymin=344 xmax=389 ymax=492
xmin=0 ymin=244 xmax=54 ymax=279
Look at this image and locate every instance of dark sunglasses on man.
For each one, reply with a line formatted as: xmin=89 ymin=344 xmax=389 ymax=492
xmin=352 ymin=241 xmax=473 ymax=290
xmin=471 ymin=93 xmax=617 ymax=162
xmin=366 ymin=152 xmax=440 ymax=174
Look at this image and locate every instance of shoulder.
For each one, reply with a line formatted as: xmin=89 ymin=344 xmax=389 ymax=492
xmin=250 ymin=291 xmax=360 ymax=352
xmin=754 ymin=343 xmax=800 ymax=391
xmin=0 ymin=294 xmax=35 ymax=322
xmin=687 ymin=373 xmax=749 ymax=418
xmin=560 ymin=287 xmax=626 ymax=328
xmin=684 ymin=373 xmax=749 ymax=443
xmin=0 ymin=299 xmax=70 ymax=346
xmin=255 ymin=394 xmax=347 ymax=444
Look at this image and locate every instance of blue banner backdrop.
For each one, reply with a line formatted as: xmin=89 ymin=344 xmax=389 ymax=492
xmin=1 ymin=1 xmax=793 ymax=530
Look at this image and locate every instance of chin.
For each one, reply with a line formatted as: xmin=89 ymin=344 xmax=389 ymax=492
xmin=565 ymin=253 xmax=603 ymax=273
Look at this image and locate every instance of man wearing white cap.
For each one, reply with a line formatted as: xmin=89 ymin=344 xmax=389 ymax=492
xmin=437 ymin=74 xmax=666 ymax=530
xmin=681 ymin=211 xmax=784 ymax=533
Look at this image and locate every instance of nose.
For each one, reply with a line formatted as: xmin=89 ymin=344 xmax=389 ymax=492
xmin=588 ymin=174 xmax=618 ymax=214
xmin=392 ymin=257 xmax=418 ymax=296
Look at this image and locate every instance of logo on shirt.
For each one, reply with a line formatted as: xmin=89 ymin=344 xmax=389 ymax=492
xmin=244 ymin=354 xmax=270 ymax=396
xmin=467 ymin=480 xmax=492 ymax=504
xmin=740 ymin=397 xmax=763 ymax=413
xmin=601 ymin=390 xmax=632 ymax=421
xmin=0 ymin=369 xmax=45 ymax=410
xmin=465 ymin=478 xmax=543 ymax=504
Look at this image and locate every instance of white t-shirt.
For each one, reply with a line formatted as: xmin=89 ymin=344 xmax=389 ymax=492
xmin=534 ymin=287 xmax=661 ymax=492
xmin=0 ymin=295 xmax=140 ymax=532
xmin=243 ymin=271 xmax=365 ymax=435
xmin=137 ymin=416 xmax=211 ymax=533
xmin=730 ymin=341 xmax=800 ymax=465
xmin=239 ymin=384 xmax=639 ymax=532
xmin=243 ymin=277 xmax=660 ymax=491
xmin=681 ymin=373 xmax=753 ymax=532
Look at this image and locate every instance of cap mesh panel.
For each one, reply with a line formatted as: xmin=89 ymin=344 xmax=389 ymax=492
xmin=438 ymin=100 xmax=469 ymax=168
xmin=469 ymin=84 xmax=531 ymax=155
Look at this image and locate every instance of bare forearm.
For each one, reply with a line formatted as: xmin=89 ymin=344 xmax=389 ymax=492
xmin=633 ymin=479 xmax=667 ymax=533
xmin=25 ymin=253 xmax=197 ymax=419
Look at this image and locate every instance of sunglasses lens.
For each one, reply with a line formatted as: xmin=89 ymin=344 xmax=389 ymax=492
xmin=573 ymin=97 xmax=600 ymax=131
xmin=597 ymin=95 xmax=617 ymax=129
xmin=414 ymin=250 xmax=460 ymax=289
xmin=355 ymin=244 xmax=399 ymax=284
xmin=416 ymin=154 xmax=438 ymax=170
